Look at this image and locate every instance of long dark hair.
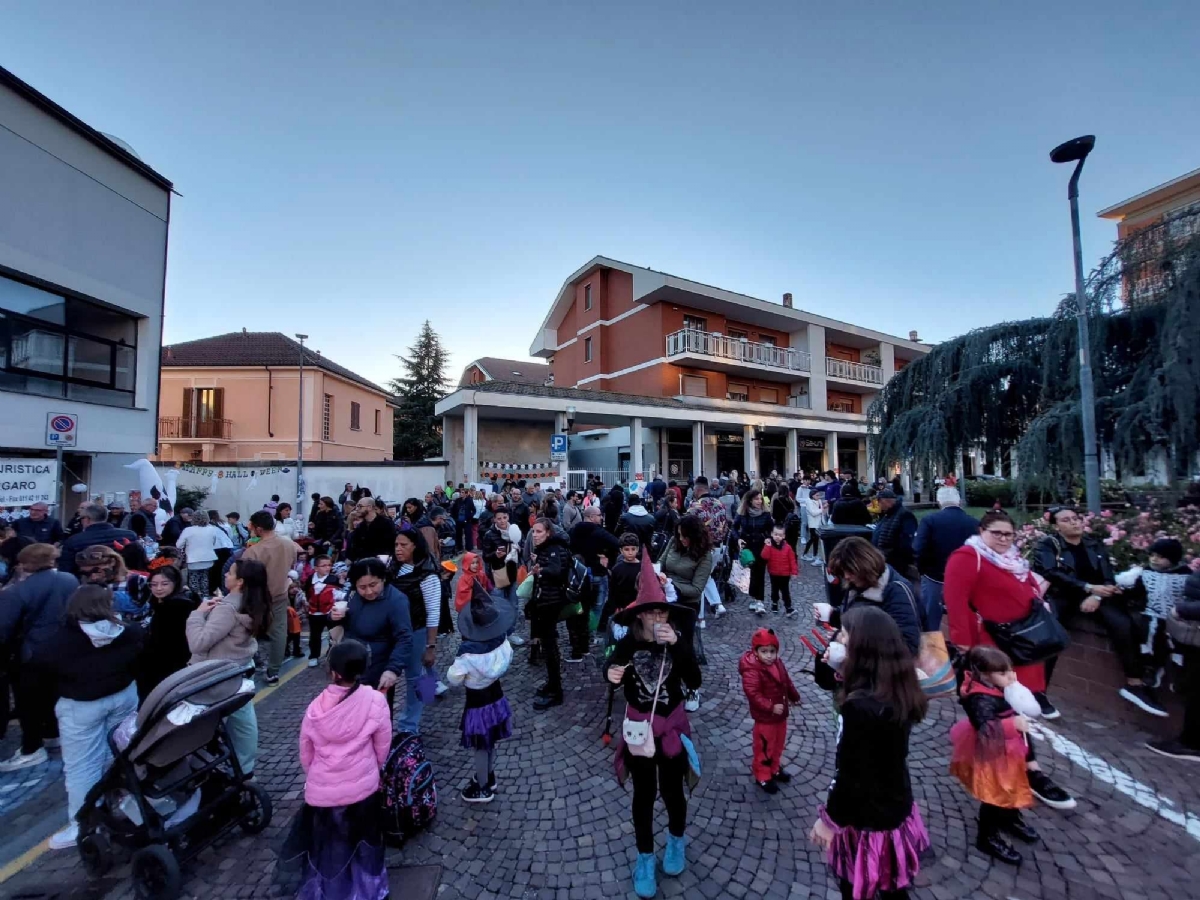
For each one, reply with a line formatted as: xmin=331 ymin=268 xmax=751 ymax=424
xmin=328 ymin=639 xmax=370 ymax=703
xmin=839 ymin=606 xmax=927 ymax=725
xmin=147 ymin=564 xmax=184 ymax=598
xmin=402 ymin=498 xmax=424 ymax=524
xmin=231 ymin=558 xmax=271 ymax=636
xmin=771 ymin=494 xmax=793 ymax=525
xmin=675 ymin=513 xmax=711 ymax=560
xmin=67 ymin=585 xmax=118 ymax=625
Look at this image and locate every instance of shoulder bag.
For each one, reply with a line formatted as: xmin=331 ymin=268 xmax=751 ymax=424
xmin=969 ymin=548 xmax=1070 ymax=666
xmin=893 ymin=577 xmax=957 ymax=698
xmin=622 ymin=650 xmax=668 ymax=758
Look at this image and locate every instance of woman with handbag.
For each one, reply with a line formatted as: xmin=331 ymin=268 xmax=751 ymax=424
xmin=607 ymin=550 xmax=700 ymax=900
xmin=943 ymin=510 xmax=1076 ymax=811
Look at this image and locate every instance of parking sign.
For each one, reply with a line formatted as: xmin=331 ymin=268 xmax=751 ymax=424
xmin=46 ymin=413 xmax=78 ymax=448
xmin=550 ymin=433 xmax=567 ymax=462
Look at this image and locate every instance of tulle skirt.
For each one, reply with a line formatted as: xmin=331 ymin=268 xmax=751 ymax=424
xmin=278 ymin=796 xmax=389 ymax=900
xmin=461 ymin=682 xmax=512 ymax=751
xmin=819 ymin=803 xmax=929 ymax=900
xmin=949 ymin=719 xmax=1033 ymax=809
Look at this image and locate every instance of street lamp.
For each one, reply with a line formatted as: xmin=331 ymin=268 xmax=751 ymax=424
xmin=295 ymin=334 xmax=308 ymax=517
xmin=1049 ymin=135 xmax=1101 ymax=513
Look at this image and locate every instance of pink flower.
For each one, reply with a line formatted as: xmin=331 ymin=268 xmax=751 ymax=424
xmin=1140 ymin=512 xmax=1151 ymax=520
xmin=1103 ymin=537 xmax=1115 ymax=546
xmin=1191 ymin=558 xmax=1200 ymax=573
xmin=1101 ymin=510 xmax=1113 ymax=518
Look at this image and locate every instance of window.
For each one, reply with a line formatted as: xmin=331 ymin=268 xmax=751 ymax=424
xmin=374 ymin=408 xmax=381 ymax=434
xmin=727 ymin=382 xmax=749 ymax=402
xmin=727 ymin=329 xmax=748 ymax=341
xmin=683 ymin=315 xmax=708 ymax=332
xmin=584 ymin=283 xmax=593 ymax=311
xmin=759 ymin=387 xmax=779 ymax=404
xmin=681 ymin=375 xmax=708 ymax=397
xmin=179 ymin=387 xmax=226 ymax=438
xmin=584 ymin=337 xmax=593 ymax=363
xmin=350 ymin=401 xmax=361 ymax=431
xmin=758 ymin=335 xmax=777 ymax=347
xmin=322 ymin=394 xmax=333 ymax=440
xmin=0 ymin=272 xmax=138 ymax=407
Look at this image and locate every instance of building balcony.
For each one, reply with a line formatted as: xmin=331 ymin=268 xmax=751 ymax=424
xmin=159 ymin=416 xmax=232 ymax=441
xmin=666 ymin=328 xmax=811 ymax=381
xmin=825 ymin=356 xmax=883 ymax=386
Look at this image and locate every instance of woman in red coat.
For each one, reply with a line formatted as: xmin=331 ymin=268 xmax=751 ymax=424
xmin=944 ymin=510 xmax=1076 ymax=811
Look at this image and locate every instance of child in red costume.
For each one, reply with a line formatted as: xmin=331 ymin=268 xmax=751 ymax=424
xmin=739 ymin=628 xmax=801 ymax=793
xmin=759 ymin=525 xmax=799 ymax=616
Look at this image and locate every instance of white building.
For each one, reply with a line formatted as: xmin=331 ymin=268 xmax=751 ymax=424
xmin=0 ymin=65 xmax=173 ymax=512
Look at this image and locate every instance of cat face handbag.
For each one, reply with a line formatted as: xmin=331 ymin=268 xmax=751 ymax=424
xmin=623 ymin=651 xmax=668 ymax=758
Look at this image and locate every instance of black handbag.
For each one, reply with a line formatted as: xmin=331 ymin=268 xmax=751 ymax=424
xmin=980 ymin=601 xmax=1070 ymax=666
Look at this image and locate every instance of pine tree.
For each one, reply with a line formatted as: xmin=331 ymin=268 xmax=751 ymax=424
xmin=390 ymin=320 xmax=450 ymax=460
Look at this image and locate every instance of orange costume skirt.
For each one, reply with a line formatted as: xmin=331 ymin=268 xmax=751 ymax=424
xmin=948 ymin=719 xmax=1033 ymax=809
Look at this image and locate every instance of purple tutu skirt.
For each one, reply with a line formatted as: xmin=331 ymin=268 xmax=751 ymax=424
xmin=277 ymin=796 xmax=389 ymax=900
xmin=819 ymin=803 xmax=929 ymax=900
xmin=461 ymin=682 xmax=512 ymax=751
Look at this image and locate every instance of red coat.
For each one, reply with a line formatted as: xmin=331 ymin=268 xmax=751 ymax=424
xmin=305 ymin=575 xmax=340 ymax=616
xmin=760 ymin=541 xmax=799 ymax=577
xmin=944 ymin=544 xmax=1047 ymax=692
xmin=739 ymin=651 xmax=801 ymax=723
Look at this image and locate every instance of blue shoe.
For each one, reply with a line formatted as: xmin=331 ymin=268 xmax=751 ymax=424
xmin=663 ymin=833 xmax=686 ymax=876
xmin=633 ymin=852 xmax=657 ymax=898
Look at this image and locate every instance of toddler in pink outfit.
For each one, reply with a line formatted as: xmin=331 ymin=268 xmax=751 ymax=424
xmin=281 ymin=639 xmax=392 ymax=900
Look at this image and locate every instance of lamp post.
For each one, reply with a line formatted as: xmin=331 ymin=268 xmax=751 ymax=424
xmin=295 ymin=334 xmax=308 ymax=517
xmin=1050 ymin=135 xmax=1101 ymax=513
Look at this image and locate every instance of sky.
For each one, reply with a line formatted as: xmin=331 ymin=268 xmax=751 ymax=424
xmin=3 ymin=1 xmax=1198 ymax=388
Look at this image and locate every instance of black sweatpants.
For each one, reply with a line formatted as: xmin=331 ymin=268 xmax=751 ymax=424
xmin=308 ymin=613 xmax=330 ymax=659
xmin=627 ymin=748 xmax=688 ymax=854
xmin=748 ymin=557 xmax=766 ymax=603
xmin=769 ymin=575 xmax=792 ymax=611
xmin=1181 ymin=648 xmax=1200 ymax=750
xmin=15 ymin=665 xmax=58 ymax=755
xmin=532 ymin=612 xmax=563 ymax=695
xmin=1046 ymin=596 xmax=1153 ymax=685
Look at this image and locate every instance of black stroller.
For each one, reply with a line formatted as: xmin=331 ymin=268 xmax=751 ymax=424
xmin=75 ymin=659 xmax=272 ymax=899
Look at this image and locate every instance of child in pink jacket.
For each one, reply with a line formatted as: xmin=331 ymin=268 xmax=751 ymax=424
xmin=281 ymin=639 xmax=392 ymax=900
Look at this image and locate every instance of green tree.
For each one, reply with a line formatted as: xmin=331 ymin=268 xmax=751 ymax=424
xmin=869 ymin=206 xmax=1200 ymax=498
xmin=390 ymin=320 xmax=450 ymax=460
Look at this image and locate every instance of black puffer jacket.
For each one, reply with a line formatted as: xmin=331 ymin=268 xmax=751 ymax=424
xmin=1032 ymin=534 xmax=1115 ymax=607
xmin=602 ymin=487 xmax=626 ymax=536
xmin=531 ymin=530 xmax=574 ymax=612
xmin=732 ymin=508 xmax=774 ymax=558
xmin=829 ymin=565 xmax=923 ymax=657
xmin=1176 ymin=570 xmax=1200 ymax=621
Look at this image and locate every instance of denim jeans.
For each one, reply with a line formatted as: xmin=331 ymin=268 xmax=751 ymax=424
xmin=266 ymin=595 xmax=288 ymax=677
xmin=921 ymin=576 xmax=944 ymax=633
xmin=397 ymin=638 xmax=427 ymax=733
xmin=592 ymin=575 xmax=609 ymax=630
xmin=56 ymin=682 xmax=138 ymax=820
xmin=224 ymin=702 xmax=258 ymax=774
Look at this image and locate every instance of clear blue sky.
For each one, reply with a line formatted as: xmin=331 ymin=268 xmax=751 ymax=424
xmin=4 ymin=1 xmax=1198 ymax=387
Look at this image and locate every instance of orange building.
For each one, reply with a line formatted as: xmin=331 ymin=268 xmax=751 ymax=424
xmin=156 ymin=331 xmax=396 ymax=463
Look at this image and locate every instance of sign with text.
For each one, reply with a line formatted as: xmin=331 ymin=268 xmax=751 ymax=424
xmin=550 ymin=433 xmax=568 ymax=462
xmin=0 ymin=459 xmax=59 ymax=507
xmin=46 ymin=413 xmax=78 ymax=448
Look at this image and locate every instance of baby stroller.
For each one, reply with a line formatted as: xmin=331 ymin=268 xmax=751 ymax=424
xmin=75 ymin=659 xmax=272 ymax=900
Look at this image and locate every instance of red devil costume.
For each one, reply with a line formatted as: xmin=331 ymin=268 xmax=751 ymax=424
xmin=739 ymin=628 xmax=800 ymax=784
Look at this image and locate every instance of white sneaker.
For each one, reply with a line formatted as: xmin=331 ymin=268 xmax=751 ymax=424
xmin=755 ymin=602 xmax=766 ymax=616
xmin=48 ymin=824 xmax=78 ymax=850
xmin=307 ymin=659 xmax=320 ymax=668
xmin=684 ymin=690 xmax=701 ymax=712
xmin=435 ymin=680 xmax=450 ymax=697
xmin=810 ymin=558 xmax=824 ymax=568
xmin=508 ymin=634 xmax=527 ymax=647
xmin=715 ymin=605 xmax=727 ymax=617
xmin=0 ymin=747 xmax=48 ymax=772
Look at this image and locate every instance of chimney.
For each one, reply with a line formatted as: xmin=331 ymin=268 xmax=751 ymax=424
xmin=242 ymin=327 xmax=248 ymax=334
xmin=782 ymin=292 xmax=793 ymax=309
xmin=908 ymin=330 xmax=919 ymax=341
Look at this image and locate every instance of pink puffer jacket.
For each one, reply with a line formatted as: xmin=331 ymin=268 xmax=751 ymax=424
xmin=299 ymin=684 xmax=392 ymax=807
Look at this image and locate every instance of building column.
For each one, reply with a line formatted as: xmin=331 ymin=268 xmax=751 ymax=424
xmin=825 ymin=431 xmax=839 ymax=473
xmin=807 ymin=323 xmax=828 ymax=414
xmin=785 ymin=429 xmax=799 ymax=476
xmin=630 ymin=417 xmax=644 ymax=480
xmin=856 ymin=437 xmax=868 ymax=479
xmin=464 ymin=406 xmax=479 ymax=483
xmin=554 ymin=411 xmax=568 ymax=484
xmin=879 ymin=342 xmax=896 ymax=385
xmin=659 ymin=427 xmax=669 ymax=480
xmin=743 ymin=424 xmax=757 ymax=478
xmin=691 ymin=422 xmax=704 ymax=478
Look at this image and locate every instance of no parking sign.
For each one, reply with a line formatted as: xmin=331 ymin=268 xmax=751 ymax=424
xmin=46 ymin=413 xmax=78 ymax=448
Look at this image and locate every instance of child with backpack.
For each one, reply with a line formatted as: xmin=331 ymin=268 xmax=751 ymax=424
xmin=281 ymin=639 xmax=392 ymax=899
xmin=759 ymin=525 xmax=799 ymax=617
xmin=950 ymin=645 xmax=1041 ymax=865
xmin=447 ymin=581 xmax=515 ymax=804
xmin=739 ymin=628 xmax=800 ymax=793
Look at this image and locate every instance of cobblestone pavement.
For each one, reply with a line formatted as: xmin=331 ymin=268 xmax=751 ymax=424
xmin=5 ymin=566 xmax=1200 ymax=899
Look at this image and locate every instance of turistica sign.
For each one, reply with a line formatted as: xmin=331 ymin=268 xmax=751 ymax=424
xmin=0 ymin=459 xmax=59 ymax=507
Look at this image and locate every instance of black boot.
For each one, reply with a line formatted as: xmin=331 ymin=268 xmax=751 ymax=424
xmin=976 ymin=831 xmax=1022 ymax=864
xmin=535 ymin=682 xmax=555 ymax=698
xmin=1001 ymin=811 xmax=1039 ymax=844
xmin=533 ymin=691 xmax=563 ymax=711
xmin=528 ymin=643 xmax=543 ymax=666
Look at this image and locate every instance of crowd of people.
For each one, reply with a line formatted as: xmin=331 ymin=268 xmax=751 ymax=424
xmin=3 ymin=469 xmax=1200 ymax=900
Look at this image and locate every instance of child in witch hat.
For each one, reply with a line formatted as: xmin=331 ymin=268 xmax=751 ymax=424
xmin=607 ymin=548 xmax=700 ymax=899
xmin=448 ymin=581 xmax=515 ymax=804
xmin=739 ymin=628 xmax=800 ymax=793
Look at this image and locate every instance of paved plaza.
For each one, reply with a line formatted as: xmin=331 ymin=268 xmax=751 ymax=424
xmin=3 ymin=566 xmax=1200 ymax=899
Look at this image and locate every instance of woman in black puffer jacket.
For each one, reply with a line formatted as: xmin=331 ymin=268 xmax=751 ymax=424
xmin=528 ymin=518 xmax=576 ymax=711
xmin=732 ymin=489 xmax=774 ymax=611
xmin=1148 ymin=570 xmax=1200 ymax=760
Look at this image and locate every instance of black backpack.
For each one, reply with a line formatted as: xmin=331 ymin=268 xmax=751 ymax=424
xmin=566 ymin=555 xmax=592 ymax=607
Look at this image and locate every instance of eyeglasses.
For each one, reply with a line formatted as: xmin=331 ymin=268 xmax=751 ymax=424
xmin=984 ymin=530 xmax=1016 ymax=540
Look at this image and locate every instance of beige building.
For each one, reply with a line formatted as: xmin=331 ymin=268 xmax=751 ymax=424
xmin=156 ymin=331 xmax=397 ymax=463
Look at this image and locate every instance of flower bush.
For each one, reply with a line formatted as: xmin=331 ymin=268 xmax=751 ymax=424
xmin=1014 ymin=503 xmax=1200 ymax=572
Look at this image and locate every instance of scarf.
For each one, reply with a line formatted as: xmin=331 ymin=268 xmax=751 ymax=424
xmin=965 ymin=535 xmax=1031 ymax=581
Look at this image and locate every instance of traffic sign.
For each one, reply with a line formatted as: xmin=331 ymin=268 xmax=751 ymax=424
xmin=46 ymin=413 xmax=78 ymax=448
xmin=550 ymin=433 xmax=568 ymax=462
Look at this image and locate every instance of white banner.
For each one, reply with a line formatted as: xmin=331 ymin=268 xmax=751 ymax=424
xmin=0 ymin=459 xmax=59 ymax=507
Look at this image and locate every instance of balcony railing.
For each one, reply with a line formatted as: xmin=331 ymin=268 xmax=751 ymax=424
xmin=786 ymin=394 xmax=811 ymax=409
xmin=159 ymin=416 xmax=232 ymax=441
xmin=825 ymin=356 xmax=883 ymax=385
xmin=666 ymin=329 xmax=811 ymax=372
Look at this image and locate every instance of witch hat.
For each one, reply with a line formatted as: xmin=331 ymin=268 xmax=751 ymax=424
xmin=614 ymin=547 xmax=690 ymax=624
